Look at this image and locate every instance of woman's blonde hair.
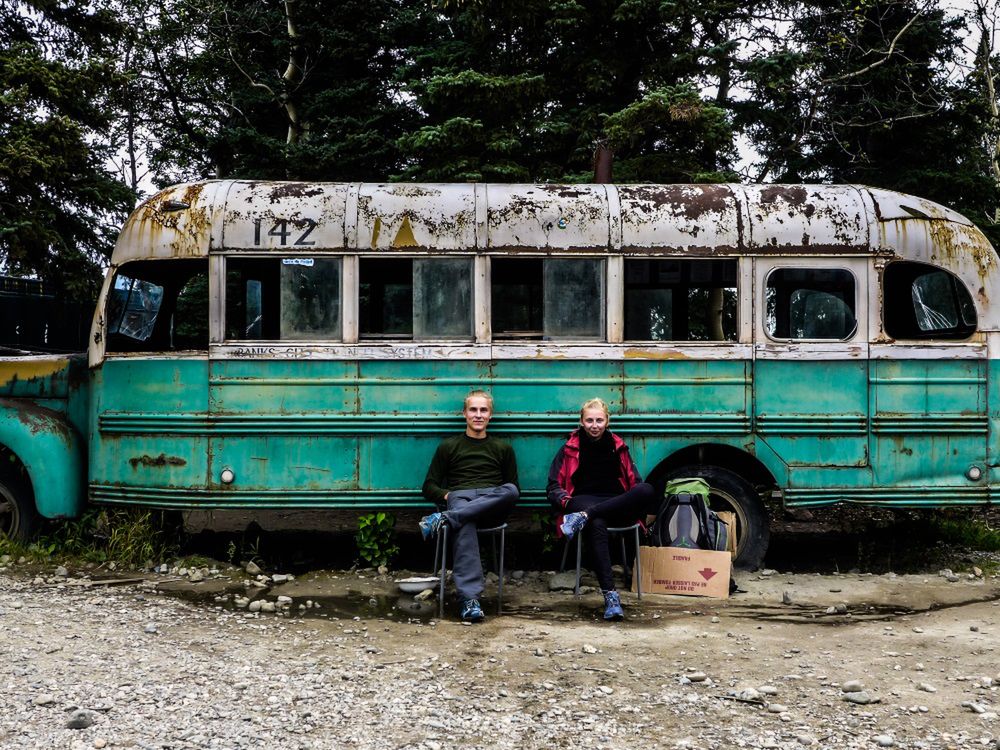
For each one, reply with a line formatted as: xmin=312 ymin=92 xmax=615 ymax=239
xmin=579 ymin=397 xmax=610 ymax=419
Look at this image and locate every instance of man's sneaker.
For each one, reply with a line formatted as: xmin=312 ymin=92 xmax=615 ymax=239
xmin=460 ymin=598 xmax=485 ymax=623
xmin=419 ymin=512 xmax=444 ymax=541
xmin=559 ymin=511 xmax=588 ymax=539
xmin=603 ymin=590 xmax=624 ymax=621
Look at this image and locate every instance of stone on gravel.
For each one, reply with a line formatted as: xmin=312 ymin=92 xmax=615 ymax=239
xmin=144 ymin=623 xmax=157 ymax=633
xmin=245 ymin=561 xmax=262 ymax=575
xmin=874 ymin=735 xmax=895 ymax=747
xmin=582 ymin=644 xmax=598 ymax=654
xmin=548 ymin=572 xmax=578 ymax=591
xmin=65 ymin=709 xmax=95 ymax=729
xmin=841 ymin=680 xmax=864 ymax=693
xmin=842 ymin=691 xmax=878 ymax=705
xmin=918 ymin=682 xmax=937 ymax=693
xmin=32 ymin=694 xmax=54 ymax=706
xmin=54 ymin=566 xmax=68 ymax=577
xmin=687 ymin=672 xmax=708 ymax=683
xmin=767 ymin=704 xmax=788 ymax=713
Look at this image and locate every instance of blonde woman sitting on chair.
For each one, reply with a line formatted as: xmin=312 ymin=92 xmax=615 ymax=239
xmin=546 ymin=398 xmax=655 ymax=621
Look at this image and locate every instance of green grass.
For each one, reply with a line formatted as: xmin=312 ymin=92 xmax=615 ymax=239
xmin=930 ymin=515 xmax=1000 ymax=552
xmin=0 ymin=508 xmax=182 ymax=569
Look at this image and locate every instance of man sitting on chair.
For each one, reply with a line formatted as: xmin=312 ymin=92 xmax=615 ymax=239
xmin=420 ymin=390 xmax=519 ymax=623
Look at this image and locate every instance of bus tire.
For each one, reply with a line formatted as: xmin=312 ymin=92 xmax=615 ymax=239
xmin=665 ymin=464 xmax=770 ymax=571
xmin=0 ymin=465 xmax=41 ymax=541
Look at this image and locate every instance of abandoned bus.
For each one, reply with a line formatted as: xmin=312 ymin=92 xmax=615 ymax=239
xmin=1 ymin=181 xmax=997 ymax=568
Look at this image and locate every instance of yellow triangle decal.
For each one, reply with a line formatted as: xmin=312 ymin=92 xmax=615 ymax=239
xmin=393 ymin=216 xmax=418 ymax=248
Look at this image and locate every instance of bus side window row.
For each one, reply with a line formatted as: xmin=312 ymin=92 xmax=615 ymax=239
xmin=104 ymin=257 xmax=977 ymax=351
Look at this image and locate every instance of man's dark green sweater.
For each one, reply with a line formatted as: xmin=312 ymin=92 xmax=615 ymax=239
xmin=422 ymin=434 xmax=519 ymax=508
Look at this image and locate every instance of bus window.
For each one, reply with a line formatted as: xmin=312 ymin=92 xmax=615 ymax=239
xmin=359 ymin=258 xmax=472 ymax=341
xmin=624 ymin=259 xmax=737 ymax=341
xmin=280 ymin=259 xmax=341 ymax=340
xmin=765 ymin=268 xmax=856 ymax=340
xmin=492 ymin=258 xmax=604 ymax=340
xmin=226 ymin=258 xmax=342 ymax=341
xmin=106 ymin=259 xmax=208 ymax=351
xmin=883 ymin=261 xmax=976 ymax=339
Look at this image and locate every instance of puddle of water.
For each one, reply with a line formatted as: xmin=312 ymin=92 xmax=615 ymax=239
xmin=153 ymin=580 xmax=723 ymax=628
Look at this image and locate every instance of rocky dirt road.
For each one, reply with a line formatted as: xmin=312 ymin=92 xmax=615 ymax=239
xmin=1 ymin=562 xmax=998 ymax=749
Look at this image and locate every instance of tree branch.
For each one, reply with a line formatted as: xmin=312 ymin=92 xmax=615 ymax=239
xmin=820 ymin=0 xmax=933 ymax=85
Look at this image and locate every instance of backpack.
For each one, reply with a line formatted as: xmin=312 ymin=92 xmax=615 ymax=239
xmin=650 ymin=477 xmax=729 ymax=552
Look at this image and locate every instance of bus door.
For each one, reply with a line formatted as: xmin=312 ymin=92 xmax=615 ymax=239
xmin=753 ymin=258 xmax=871 ymax=487
xmin=869 ymin=261 xmax=988 ymax=502
xmin=91 ymin=259 xmax=212 ymax=506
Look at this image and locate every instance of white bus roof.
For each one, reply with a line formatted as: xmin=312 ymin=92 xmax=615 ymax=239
xmin=112 ymin=181 xmax=998 ymax=324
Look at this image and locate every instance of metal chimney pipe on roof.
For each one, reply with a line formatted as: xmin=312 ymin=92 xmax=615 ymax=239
xmin=593 ymin=141 xmax=613 ymax=184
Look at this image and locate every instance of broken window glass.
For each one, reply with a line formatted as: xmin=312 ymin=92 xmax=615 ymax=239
xmin=883 ymin=261 xmax=976 ymax=339
xmin=106 ymin=259 xmax=207 ymax=351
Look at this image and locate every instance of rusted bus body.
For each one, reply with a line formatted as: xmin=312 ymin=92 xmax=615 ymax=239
xmin=2 ymin=180 xmax=996 ymax=566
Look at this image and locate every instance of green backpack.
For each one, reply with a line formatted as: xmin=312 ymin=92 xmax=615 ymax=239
xmin=651 ymin=477 xmax=729 ymax=552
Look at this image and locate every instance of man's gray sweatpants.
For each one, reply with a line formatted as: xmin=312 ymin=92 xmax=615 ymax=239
xmin=443 ymin=483 xmax=519 ymax=600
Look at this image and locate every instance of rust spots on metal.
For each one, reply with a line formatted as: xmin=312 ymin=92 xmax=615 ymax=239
xmin=4 ymin=398 xmax=74 ymax=442
xmin=538 ymin=185 xmax=592 ymax=199
xmin=126 ymin=184 xmax=213 ymax=259
xmin=128 ymin=453 xmax=187 ymax=469
xmin=760 ymin=185 xmax=808 ymax=209
xmin=618 ymin=185 xmax=733 ymax=221
xmin=269 ymin=183 xmax=325 ymax=202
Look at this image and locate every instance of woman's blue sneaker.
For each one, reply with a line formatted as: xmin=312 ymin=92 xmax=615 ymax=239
xmin=560 ymin=511 xmax=588 ymax=539
xmin=419 ymin=512 xmax=444 ymax=541
xmin=603 ymin=590 xmax=624 ymax=621
xmin=460 ymin=598 xmax=485 ymax=623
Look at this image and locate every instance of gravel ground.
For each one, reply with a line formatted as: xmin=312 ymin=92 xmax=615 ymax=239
xmin=2 ymin=562 xmax=1000 ymax=750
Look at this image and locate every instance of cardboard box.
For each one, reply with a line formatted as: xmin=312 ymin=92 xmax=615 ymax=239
xmin=716 ymin=511 xmax=737 ymax=557
xmin=632 ymin=546 xmax=732 ymax=599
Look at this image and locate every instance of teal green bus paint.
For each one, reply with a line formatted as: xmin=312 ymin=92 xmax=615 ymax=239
xmin=2 ymin=181 xmax=999 ymax=566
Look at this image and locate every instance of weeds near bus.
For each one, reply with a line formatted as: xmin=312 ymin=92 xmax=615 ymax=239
xmin=0 ymin=509 xmax=181 ymax=568
xmin=355 ymin=512 xmax=399 ymax=569
xmin=931 ymin=514 xmax=1000 ymax=553
xmin=531 ymin=509 xmax=556 ymax=554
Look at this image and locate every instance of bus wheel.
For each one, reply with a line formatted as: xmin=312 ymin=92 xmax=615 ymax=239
xmin=0 ymin=467 xmax=40 ymax=541
xmin=666 ymin=465 xmax=770 ymax=571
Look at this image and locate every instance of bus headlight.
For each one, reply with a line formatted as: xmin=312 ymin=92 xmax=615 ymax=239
xmin=220 ymin=468 xmax=235 ymax=484
xmin=966 ymin=466 xmax=983 ymax=481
